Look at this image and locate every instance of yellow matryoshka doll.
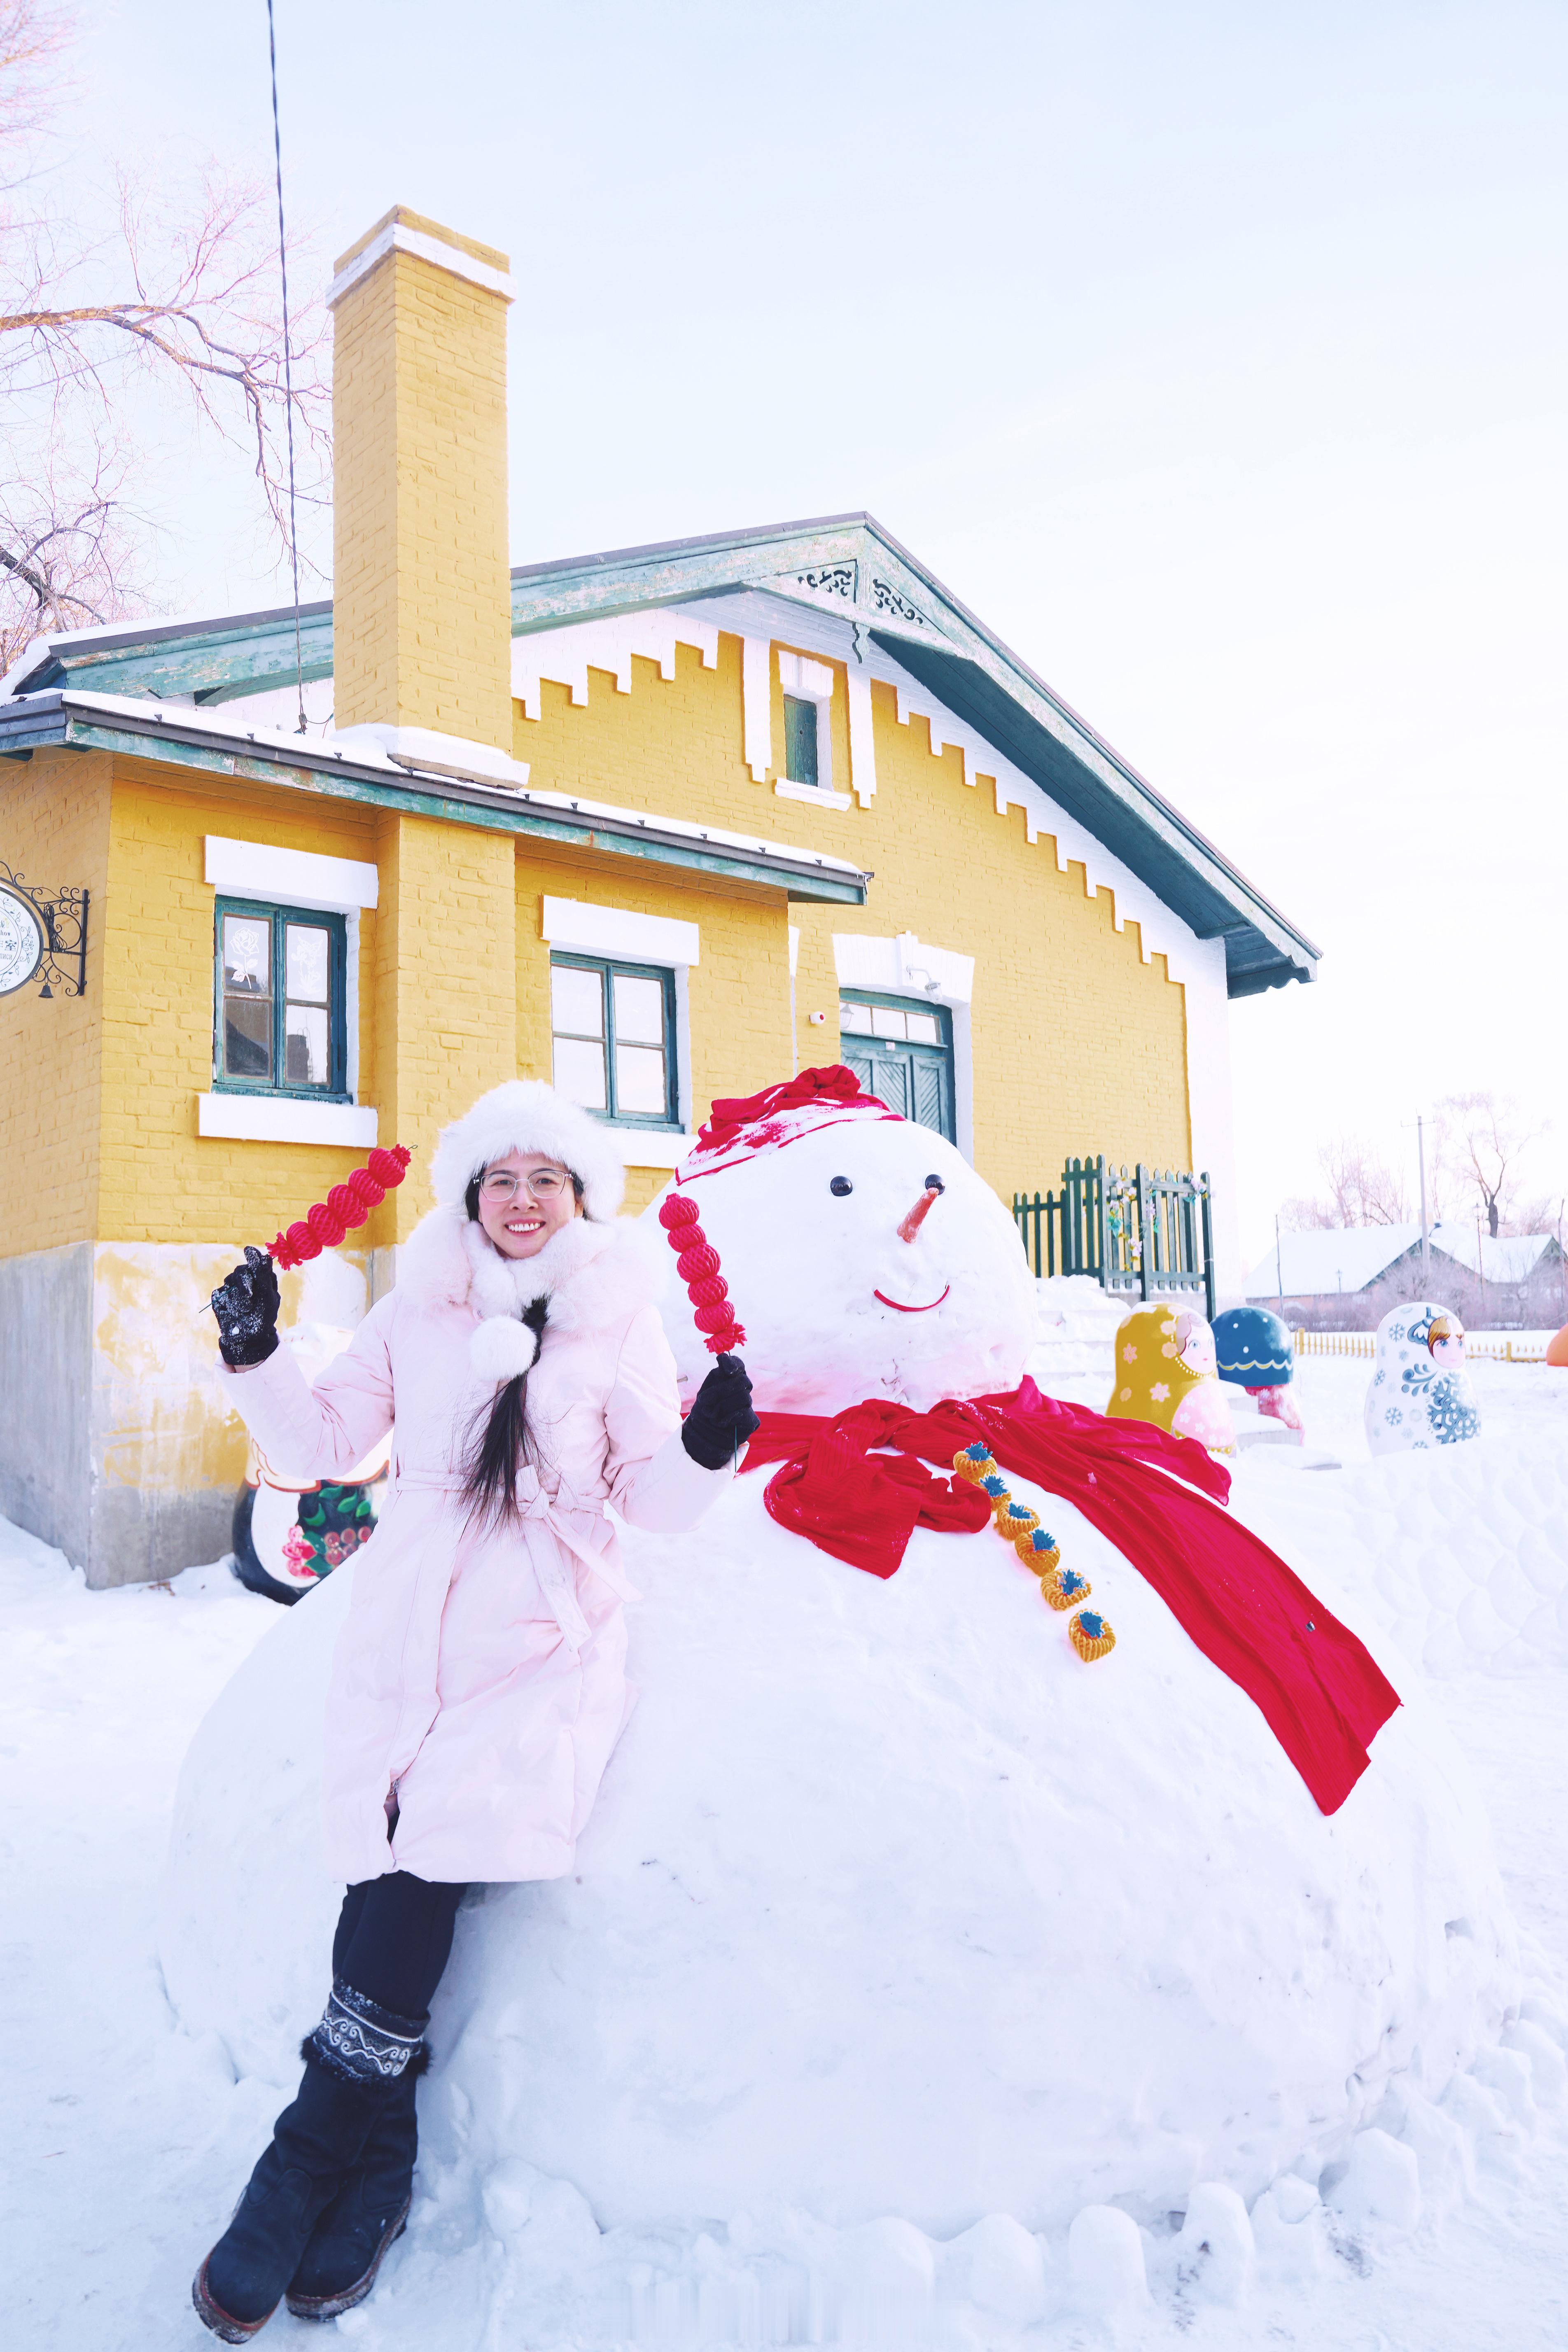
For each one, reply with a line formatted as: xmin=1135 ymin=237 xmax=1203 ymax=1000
xmin=1106 ymin=1304 xmax=1237 ymax=1456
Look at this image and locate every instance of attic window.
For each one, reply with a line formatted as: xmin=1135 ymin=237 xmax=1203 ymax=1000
xmin=783 ymin=695 xmax=818 ymax=787
xmin=776 ymin=651 xmax=835 ymax=795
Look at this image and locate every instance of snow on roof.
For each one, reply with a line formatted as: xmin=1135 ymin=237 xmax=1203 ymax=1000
xmin=1246 ymin=1222 xmax=1562 ymax=1298
xmin=1428 ymin=1225 xmax=1561 ymax=1283
xmin=1244 ymin=1225 xmax=1428 ymax=1299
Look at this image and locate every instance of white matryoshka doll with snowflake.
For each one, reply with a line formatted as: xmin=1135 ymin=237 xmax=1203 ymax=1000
xmin=1365 ymin=1300 xmax=1482 ymax=1455
xmin=1105 ymin=1302 xmax=1237 ymax=1455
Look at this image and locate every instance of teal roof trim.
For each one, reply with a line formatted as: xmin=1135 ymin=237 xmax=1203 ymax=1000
xmin=1 ymin=511 xmax=1318 ymax=993
xmin=0 ymin=695 xmax=868 ymax=906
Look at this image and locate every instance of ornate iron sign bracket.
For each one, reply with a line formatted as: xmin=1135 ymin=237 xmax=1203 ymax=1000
xmin=0 ymin=863 xmax=89 ymax=997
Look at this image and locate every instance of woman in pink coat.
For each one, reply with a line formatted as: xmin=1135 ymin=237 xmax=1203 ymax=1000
xmin=192 ymin=1082 xmax=756 ymax=2343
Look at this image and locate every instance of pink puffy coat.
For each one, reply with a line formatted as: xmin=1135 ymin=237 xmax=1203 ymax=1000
xmin=222 ymin=1209 xmax=730 ymax=1886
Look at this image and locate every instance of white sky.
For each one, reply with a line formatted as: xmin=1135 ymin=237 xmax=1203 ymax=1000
xmin=70 ymin=1 xmax=1568 ymax=1262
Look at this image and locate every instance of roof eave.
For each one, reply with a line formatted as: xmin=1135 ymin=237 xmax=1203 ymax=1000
xmin=0 ymin=695 xmax=869 ymax=907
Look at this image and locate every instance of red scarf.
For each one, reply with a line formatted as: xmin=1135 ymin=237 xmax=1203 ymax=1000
xmin=742 ymin=1380 xmax=1398 ymax=1817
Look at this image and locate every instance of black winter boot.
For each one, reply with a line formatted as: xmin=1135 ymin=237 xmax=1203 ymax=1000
xmin=285 ymin=2061 xmax=421 ymax=2319
xmin=192 ymin=1981 xmax=426 ymax=2343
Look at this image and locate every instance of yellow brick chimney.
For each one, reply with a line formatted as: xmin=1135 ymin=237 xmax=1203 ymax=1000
xmin=327 ymin=207 xmax=514 ymax=752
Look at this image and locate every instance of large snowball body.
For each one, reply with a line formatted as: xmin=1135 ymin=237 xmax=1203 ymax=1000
xmin=654 ymin=1115 xmax=1035 ymax=1412
xmin=163 ymin=1468 xmax=1517 ymax=2235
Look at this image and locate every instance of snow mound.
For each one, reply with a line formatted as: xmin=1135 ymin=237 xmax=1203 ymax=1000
xmin=162 ymin=1466 xmax=1519 ymax=2248
xmin=1230 ymin=1426 xmax=1568 ymax=1679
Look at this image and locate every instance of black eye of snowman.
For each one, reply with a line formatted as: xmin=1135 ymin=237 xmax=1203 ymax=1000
xmin=925 ymin=1174 xmax=945 ymax=1192
xmin=830 ymin=1176 xmax=853 ymax=1197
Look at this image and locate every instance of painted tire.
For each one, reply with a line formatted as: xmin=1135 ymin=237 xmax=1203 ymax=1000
xmin=229 ymin=1478 xmax=380 ymax=1608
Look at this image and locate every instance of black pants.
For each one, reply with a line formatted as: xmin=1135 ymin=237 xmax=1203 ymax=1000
xmin=331 ymin=1871 xmax=467 ymax=2021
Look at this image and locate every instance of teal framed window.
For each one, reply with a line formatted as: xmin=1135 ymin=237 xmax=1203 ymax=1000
xmin=782 ymin=694 xmax=819 ymax=786
xmin=213 ymin=898 xmax=349 ymax=1099
xmin=838 ymin=989 xmax=954 ymax=1141
xmin=550 ymin=954 xmax=679 ymax=1127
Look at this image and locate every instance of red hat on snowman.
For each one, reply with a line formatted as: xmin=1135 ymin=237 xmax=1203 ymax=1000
xmin=676 ymin=1063 xmax=899 ymax=1184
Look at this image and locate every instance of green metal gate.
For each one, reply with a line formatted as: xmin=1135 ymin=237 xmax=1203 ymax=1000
xmin=1013 ymin=1157 xmax=1216 ymax=1322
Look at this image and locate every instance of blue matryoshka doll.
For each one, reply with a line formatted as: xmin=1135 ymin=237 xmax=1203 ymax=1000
xmin=1365 ymin=1302 xmax=1481 ymax=1456
xmin=1213 ymin=1304 xmax=1303 ymax=1435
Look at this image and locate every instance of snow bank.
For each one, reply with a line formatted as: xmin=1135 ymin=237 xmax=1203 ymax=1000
xmin=1231 ymin=1426 xmax=1568 ymax=1679
xmin=161 ymin=1463 xmax=1519 ymax=2260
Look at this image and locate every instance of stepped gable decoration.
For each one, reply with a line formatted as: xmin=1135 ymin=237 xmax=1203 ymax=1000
xmin=267 ymin=1146 xmax=412 ymax=1269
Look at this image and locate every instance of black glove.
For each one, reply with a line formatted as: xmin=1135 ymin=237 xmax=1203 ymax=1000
xmin=680 ymin=1352 xmax=760 ymax=1469
xmin=211 ymin=1246 xmax=282 ymax=1368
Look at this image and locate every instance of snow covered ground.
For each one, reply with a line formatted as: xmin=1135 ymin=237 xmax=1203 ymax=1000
xmin=6 ymin=1311 xmax=1568 ymax=2349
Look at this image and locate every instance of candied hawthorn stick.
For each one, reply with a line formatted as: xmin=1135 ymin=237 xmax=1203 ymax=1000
xmin=658 ymin=1188 xmax=748 ymax=1355
xmin=268 ymin=1146 xmax=412 ymax=1269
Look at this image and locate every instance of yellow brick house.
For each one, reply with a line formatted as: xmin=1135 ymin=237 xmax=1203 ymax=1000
xmin=0 ymin=208 xmax=1317 ymax=1587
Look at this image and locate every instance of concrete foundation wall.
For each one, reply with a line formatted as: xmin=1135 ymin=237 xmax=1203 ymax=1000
xmin=0 ymin=1241 xmax=94 ymax=1566
xmin=0 ymin=1239 xmax=372 ymax=1589
xmin=88 ymin=1479 xmax=236 ymax=1591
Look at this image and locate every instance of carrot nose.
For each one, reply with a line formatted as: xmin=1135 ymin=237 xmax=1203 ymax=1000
xmin=898 ymin=1181 xmax=943 ymax=1244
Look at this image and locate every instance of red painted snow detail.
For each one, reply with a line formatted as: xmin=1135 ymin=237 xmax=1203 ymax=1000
xmin=873 ymin=1285 xmax=952 ymax=1314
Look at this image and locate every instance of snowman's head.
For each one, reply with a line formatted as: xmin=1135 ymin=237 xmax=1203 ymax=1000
xmin=644 ymin=1066 xmax=1036 ymax=1414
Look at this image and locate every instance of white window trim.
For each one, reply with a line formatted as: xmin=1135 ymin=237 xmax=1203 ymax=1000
xmin=831 ymin=930 xmax=975 ymax=1006
xmin=542 ymin=896 xmax=695 ymax=1141
xmin=205 ymin=836 xmax=371 ymax=1109
xmin=778 ymin=651 xmax=835 ymax=795
xmin=205 ymin=836 xmax=378 ymax=912
xmin=197 ymin=1094 xmax=379 ymax=1149
xmin=774 ymin=779 xmax=851 ymax=811
xmin=541 ymin=896 xmax=700 ymax=968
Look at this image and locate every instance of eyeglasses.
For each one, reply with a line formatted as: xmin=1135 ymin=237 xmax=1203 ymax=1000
xmin=478 ymin=1167 xmax=571 ymax=1204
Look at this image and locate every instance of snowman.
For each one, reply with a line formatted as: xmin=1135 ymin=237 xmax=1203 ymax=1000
xmin=163 ymin=1067 xmax=1517 ymax=2306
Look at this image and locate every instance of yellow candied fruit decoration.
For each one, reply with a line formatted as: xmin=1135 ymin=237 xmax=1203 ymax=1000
xmin=953 ymin=1446 xmax=997 ymax=1484
xmin=1038 ymin=1561 xmax=1087 ymax=1610
xmin=1069 ymin=1609 xmax=1116 ymax=1662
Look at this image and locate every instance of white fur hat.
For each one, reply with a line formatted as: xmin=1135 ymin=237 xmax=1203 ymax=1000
xmin=429 ymin=1080 xmax=627 ymax=1221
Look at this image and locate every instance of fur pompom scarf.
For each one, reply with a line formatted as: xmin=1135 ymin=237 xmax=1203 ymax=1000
xmin=398 ymin=1205 xmax=663 ymax=1381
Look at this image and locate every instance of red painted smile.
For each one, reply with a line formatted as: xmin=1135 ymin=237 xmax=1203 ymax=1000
xmin=873 ymin=1284 xmax=951 ymax=1314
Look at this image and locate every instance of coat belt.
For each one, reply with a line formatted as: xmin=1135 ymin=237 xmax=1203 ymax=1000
xmin=386 ymin=1461 xmax=635 ymax=1650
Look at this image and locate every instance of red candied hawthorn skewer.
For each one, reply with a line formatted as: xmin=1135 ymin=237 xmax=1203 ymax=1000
xmin=657 ymin=1189 xmax=747 ymax=1354
xmin=268 ymin=1145 xmax=412 ymax=1269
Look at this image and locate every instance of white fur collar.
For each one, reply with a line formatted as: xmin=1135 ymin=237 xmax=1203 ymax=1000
xmin=398 ymin=1204 xmax=662 ymax=1379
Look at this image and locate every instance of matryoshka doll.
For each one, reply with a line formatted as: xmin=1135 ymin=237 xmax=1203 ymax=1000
xmin=1106 ymin=1303 xmax=1237 ymax=1455
xmin=1213 ymin=1304 xmax=1304 ymax=1440
xmin=1365 ymin=1301 xmax=1481 ymax=1456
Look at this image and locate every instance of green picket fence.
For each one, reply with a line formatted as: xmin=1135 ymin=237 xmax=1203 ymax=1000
xmin=1013 ymin=1157 xmax=1216 ymax=1322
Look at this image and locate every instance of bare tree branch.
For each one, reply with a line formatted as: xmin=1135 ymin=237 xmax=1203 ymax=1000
xmin=0 ymin=5 xmax=328 ymax=656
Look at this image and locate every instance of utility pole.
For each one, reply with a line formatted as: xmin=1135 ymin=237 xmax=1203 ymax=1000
xmin=1477 ymin=1215 xmax=1487 ymax=1325
xmin=1416 ymin=1113 xmax=1430 ymax=1289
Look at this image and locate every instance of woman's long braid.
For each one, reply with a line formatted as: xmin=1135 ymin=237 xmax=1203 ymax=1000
xmin=456 ymin=1169 xmax=582 ymax=1528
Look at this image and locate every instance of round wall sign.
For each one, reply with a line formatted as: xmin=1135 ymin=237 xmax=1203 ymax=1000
xmin=0 ymin=880 xmax=47 ymax=996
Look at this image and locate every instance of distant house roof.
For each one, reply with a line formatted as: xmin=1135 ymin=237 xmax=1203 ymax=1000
xmin=1246 ymin=1222 xmax=1563 ymax=1298
xmin=1245 ymin=1225 xmax=1431 ymax=1299
xmin=1426 ymin=1226 xmax=1564 ymax=1284
xmin=0 ymin=511 xmax=1320 ymax=999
